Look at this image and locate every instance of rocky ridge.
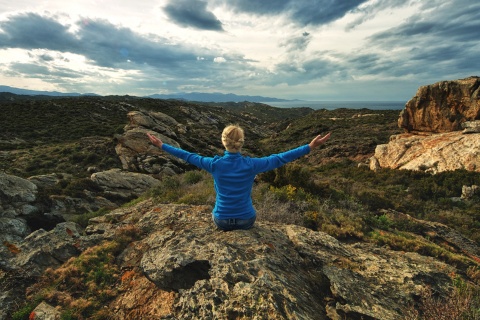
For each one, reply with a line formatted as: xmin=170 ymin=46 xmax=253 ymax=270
xmin=3 ymin=199 xmax=475 ymax=319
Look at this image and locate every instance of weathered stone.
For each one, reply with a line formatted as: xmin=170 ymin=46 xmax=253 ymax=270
xmin=108 ymin=202 xmax=460 ymax=319
xmin=399 ymin=76 xmax=480 ymax=133
xmin=462 ymin=185 xmax=480 ymax=200
xmin=115 ymin=127 xmax=181 ymax=173
xmin=3 ymin=200 xmax=478 ymax=319
xmin=28 ymin=173 xmax=64 ymax=189
xmin=30 ymin=301 xmax=60 ymax=320
xmin=11 ymin=222 xmax=83 ymax=275
xmin=371 ymin=131 xmax=480 ymax=173
xmin=0 ymin=173 xmax=37 ymax=215
xmin=126 ymin=111 xmax=178 ymax=139
xmin=0 ymin=217 xmax=29 ymax=243
xmin=91 ymin=169 xmax=161 ymax=200
xmin=462 ymin=120 xmax=480 ymax=133
xmin=49 ymin=194 xmax=117 ymax=216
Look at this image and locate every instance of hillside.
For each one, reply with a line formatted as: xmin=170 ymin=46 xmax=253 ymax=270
xmin=1 ymin=94 xmax=479 ymax=319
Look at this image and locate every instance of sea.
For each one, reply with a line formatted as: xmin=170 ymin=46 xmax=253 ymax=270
xmin=262 ymin=100 xmax=406 ymax=110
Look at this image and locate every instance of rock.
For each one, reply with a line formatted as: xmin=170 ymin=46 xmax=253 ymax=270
xmin=28 ymin=173 xmax=64 ymax=189
xmin=30 ymin=301 xmax=60 ymax=320
xmin=125 ymin=111 xmax=178 ymax=138
xmin=0 ymin=173 xmax=37 ymax=248
xmin=91 ymin=169 xmax=161 ymax=200
xmin=0 ymin=217 xmax=30 ymax=243
xmin=462 ymin=120 xmax=480 ymax=133
xmin=115 ymin=111 xmax=186 ymax=174
xmin=370 ymin=131 xmax=480 ymax=173
xmin=89 ymin=202 xmax=458 ymax=319
xmin=0 ymin=222 xmax=83 ymax=319
xmin=49 ymin=194 xmax=116 ymax=216
xmin=462 ymin=185 xmax=479 ymax=200
xmin=115 ymin=128 xmax=181 ymax=173
xmin=399 ymin=76 xmax=480 ymax=133
xmin=11 ymin=222 xmax=83 ymax=275
xmin=3 ymin=200 xmax=477 ymax=319
xmin=0 ymin=173 xmax=37 ymax=217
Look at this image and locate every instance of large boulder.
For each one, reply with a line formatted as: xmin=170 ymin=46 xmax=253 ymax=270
xmin=0 ymin=222 xmax=83 ymax=319
xmin=371 ymin=77 xmax=480 ymax=173
xmin=91 ymin=169 xmax=162 ymax=200
xmin=371 ymin=131 xmax=480 ymax=173
xmin=398 ymin=76 xmax=480 ymax=133
xmin=115 ymin=111 xmax=187 ymax=174
xmin=0 ymin=173 xmax=38 ymax=245
xmin=0 ymin=173 xmax=37 ymax=217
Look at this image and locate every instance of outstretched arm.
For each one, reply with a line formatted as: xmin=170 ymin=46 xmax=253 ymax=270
xmin=147 ymin=133 xmax=163 ymax=148
xmin=309 ymin=132 xmax=331 ymax=150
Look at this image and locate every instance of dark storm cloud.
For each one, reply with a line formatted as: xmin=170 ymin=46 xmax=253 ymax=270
xmin=0 ymin=12 xmax=225 ymax=79
xmin=370 ymin=2 xmax=480 ymax=45
xmin=345 ymin=0 xmax=411 ymax=30
xmin=74 ymin=18 xmax=199 ymax=69
xmin=163 ymin=0 xmax=224 ymax=31
xmin=223 ymin=0 xmax=368 ymax=26
xmin=364 ymin=1 xmax=480 ymax=79
xmin=9 ymin=62 xmax=84 ymax=79
xmin=271 ymin=53 xmax=346 ymax=86
xmin=0 ymin=13 xmax=78 ymax=51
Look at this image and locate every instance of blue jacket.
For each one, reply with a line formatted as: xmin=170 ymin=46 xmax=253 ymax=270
xmin=161 ymin=143 xmax=311 ymax=220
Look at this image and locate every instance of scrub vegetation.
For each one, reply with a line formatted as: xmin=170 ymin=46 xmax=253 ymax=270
xmin=2 ymin=93 xmax=479 ymax=319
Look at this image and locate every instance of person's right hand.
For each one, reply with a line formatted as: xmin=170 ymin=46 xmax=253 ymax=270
xmin=147 ymin=133 xmax=163 ymax=148
xmin=309 ymin=132 xmax=331 ymax=149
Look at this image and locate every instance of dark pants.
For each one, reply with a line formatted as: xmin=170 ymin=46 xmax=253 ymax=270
xmin=213 ymin=216 xmax=256 ymax=231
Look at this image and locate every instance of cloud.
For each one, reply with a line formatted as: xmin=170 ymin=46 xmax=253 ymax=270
xmin=364 ymin=1 xmax=480 ymax=79
xmin=345 ymin=0 xmax=412 ymax=30
xmin=213 ymin=57 xmax=226 ymax=63
xmin=163 ymin=0 xmax=224 ymax=31
xmin=280 ymin=32 xmax=312 ymax=53
xmin=0 ymin=13 xmax=220 ymax=75
xmin=223 ymin=0 xmax=369 ymax=26
xmin=0 ymin=12 xmax=78 ymax=51
xmin=287 ymin=0 xmax=370 ymax=26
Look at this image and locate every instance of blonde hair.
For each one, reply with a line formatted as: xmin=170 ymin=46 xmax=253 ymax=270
xmin=222 ymin=125 xmax=244 ymax=152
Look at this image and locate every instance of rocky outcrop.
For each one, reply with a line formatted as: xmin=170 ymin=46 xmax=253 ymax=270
xmin=370 ymin=131 xmax=480 ymax=173
xmin=91 ymin=168 xmax=162 ymax=200
xmin=0 ymin=222 xmax=83 ymax=319
xmin=114 ymin=107 xmax=270 ymax=175
xmin=398 ymin=76 xmax=480 ymax=133
xmin=3 ymin=200 xmax=474 ymax=319
xmin=0 ymin=173 xmax=37 ymax=245
xmin=0 ymin=167 xmax=162 ymax=245
xmin=462 ymin=120 xmax=480 ymax=133
xmin=115 ymin=111 xmax=194 ymax=175
xmin=371 ymin=77 xmax=480 ymax=173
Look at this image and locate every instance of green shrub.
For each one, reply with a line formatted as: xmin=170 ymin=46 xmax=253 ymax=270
xmin=73 ymin=207 xmax=110 ymax=228
xmin=183 ymin=170 xmax=204 ymax=184
xmin=356 ymin=191 xmax=394 ymax=211
xmin=63 ymin=178 xmax=103 ymax=198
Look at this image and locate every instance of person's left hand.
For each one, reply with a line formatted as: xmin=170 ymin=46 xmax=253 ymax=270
xmin=309 ymin=132 xmax=331 ymax=149
xmin=147 ymin=133 xmax=163 ymax=148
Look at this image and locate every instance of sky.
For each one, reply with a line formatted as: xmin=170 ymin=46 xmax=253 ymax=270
xmin=0 ymin=0 xmax=479 ymax=101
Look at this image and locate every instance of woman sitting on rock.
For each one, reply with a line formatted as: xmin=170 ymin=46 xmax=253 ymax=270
xmin=147 ymin=125 xmax=330 ymax=231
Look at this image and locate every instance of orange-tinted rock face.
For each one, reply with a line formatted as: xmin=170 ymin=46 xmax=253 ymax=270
xmin=399 ymin=76 xmax=480 ymax=133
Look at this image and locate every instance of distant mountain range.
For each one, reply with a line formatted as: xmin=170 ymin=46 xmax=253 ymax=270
xmin=0 ymin=85 xmax=293 ymax=103
xmin=146 ymin=92 xmax=292 ymax=103
xmin=0 ymin=85 xmax=99 ymax=97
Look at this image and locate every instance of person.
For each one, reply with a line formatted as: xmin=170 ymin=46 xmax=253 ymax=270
xmin=147 ymin=125 xmax=331 ymax=231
